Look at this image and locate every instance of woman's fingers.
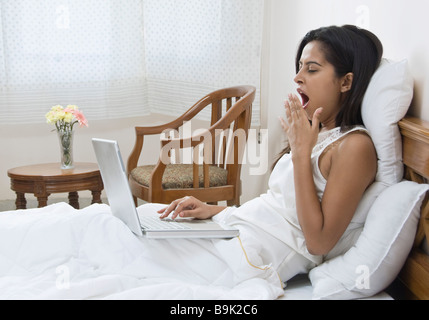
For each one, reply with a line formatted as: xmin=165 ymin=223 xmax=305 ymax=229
xmin=157 ymin=199 xmax=178 ymax=218
xmin=170 ymin=197 xmax=194 ymax=219
xmin=158 ymin=196 xmax=204 ymax=219
xmin=279 ymin=116 xmax=288 ymax=131
xmin=158 ymin=197 xmax=186 ymax=218
xmin=312 ymin=107 xmax=324 ymax=133
xmin=289 ymin=94 xmax=305 ymax=117
xmin=282 ymin=95 xmax=302 ymax=131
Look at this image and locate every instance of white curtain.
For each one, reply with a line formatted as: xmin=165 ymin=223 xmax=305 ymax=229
xmin=144 ymin=0 xmax=264 ymax=125
xmin=0 ymin=0 xmax=263 ymax=125
xmin=0 ymin=0 xmax=148 ymax=124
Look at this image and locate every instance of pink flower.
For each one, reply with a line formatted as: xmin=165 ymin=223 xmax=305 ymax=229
xmin=72 ymin=109 xmax=89 ymax=127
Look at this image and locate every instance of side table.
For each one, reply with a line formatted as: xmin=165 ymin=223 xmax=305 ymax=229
xmin=7 ymin=162 xmax=104 ymax=210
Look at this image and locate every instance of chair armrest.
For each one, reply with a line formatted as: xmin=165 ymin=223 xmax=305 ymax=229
xmin=127 ymin=120 xmax=187 ymax=174
xmin=135 ymin=95 xmax=214 ymax=136
xmin=135 ymin=120 xmax=183 ymax=136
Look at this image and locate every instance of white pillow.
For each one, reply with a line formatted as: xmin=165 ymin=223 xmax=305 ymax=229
xmin=309 ymin=181 xmax=428 ymax=300
xmin=362 ymin=59 xmax=414 ymax=186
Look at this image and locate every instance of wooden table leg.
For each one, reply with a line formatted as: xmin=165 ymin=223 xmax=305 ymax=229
xmin=68 ymin=192 xmax=80 ymax=209
xmin=91 ymin=190 xmax=102 ymax=204
xmin=34 ymin=181 xmax=49 ymax=208
xmin=15 ymin=192 xmax=27 ymax=210
xmin=37 ymin=196 xmax=49 ymax=208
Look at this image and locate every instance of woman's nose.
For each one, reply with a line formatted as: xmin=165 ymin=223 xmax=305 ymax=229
xmin=294 ymin=70 xmax=303 ymax=84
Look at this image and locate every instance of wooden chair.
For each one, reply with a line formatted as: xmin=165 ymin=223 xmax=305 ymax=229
xmin=127 ymin=85 xmax=255 ymax=206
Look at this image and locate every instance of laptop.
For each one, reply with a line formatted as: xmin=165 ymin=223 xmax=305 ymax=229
xmin=91 ymin=138 xmax=239 ymax=239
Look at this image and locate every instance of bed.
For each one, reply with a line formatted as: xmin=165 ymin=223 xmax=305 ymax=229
xmin=0 ymin=59 xmax=428 ymax=301
xmin=0 ymin=115 xmax=426 ymax=301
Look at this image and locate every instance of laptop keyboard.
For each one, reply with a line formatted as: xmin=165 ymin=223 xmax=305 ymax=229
xmin=139 ymin=216 xmax=192 ymax=230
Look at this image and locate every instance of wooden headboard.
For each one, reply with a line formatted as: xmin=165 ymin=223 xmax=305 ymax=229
xmin=395 ymin=117 xmax=429 ymax=300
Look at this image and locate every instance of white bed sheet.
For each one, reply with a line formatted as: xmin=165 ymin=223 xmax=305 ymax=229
xmin=0 ymin=202 xmax=393 ymax=300
xmin=0 ymin=203 xmax=284 ymax=300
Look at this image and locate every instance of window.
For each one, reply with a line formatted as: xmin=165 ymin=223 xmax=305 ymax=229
xmin=0 ymin=0 xmax=263 ymax=125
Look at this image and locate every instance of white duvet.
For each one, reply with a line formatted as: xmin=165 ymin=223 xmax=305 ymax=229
xmin=0 ymin=203 xmax=284 ymax=300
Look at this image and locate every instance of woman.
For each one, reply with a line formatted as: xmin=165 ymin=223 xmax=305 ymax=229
xmin=0 ymin=25 xmax=383 ymax=299
xmin=158 ymin=24 xmax=382 ymax=276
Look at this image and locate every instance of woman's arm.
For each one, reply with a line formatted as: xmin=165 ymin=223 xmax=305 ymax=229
xmin=293 ymin=133 xmax=376 ymax=255
xmin=280 ymin=95 xmax=376 ymax=255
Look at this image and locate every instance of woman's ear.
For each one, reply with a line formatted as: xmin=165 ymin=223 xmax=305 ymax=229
xmin=340 ymin=72 xmax=354 ymax=93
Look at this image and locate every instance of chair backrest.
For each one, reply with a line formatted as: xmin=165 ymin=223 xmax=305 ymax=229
xmin=162 ymin=85 xmax=255 ymax=200
xmin=203 ymin=86 xmax=255 ymax=169
xmin=175 ymin=86 xmax=255 ymax=185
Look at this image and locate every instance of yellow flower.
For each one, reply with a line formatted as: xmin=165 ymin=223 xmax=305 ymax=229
xmin=51 ymin=105 xmax=64 ymax=112
xmin=57 ymin=110 xmax=66 ymax=121
xmin=45 ymin=105 xmax=64 ymax=123
xmin=64 ymin=111 xmax=74 ymax=123
xmin=45 ymin=111 xmax=56 ymax=124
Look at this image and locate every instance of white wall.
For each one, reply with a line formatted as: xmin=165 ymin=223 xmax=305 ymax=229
xmin=1 ymin=0 xmax=429 ymax=204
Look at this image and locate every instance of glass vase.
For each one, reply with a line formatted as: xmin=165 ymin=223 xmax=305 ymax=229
xmin=58 ymin=129 xmax=74 ymax=169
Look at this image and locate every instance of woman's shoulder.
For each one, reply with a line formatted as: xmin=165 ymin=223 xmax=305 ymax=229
xmin=336 ymin=129 xmax=377 ymax=163
xmin=318 ymin=126 xmax=372 ymax=156
xmin=339 ymin=128 xmax=374 ymax=148
xmin=318 ymin=126 xmax=376 ymax=180
xmin=322 ymin=127 xmax=377 ymax=188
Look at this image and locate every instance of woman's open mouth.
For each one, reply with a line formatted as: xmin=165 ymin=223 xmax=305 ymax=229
xmin=298 ymin=90 xmax=310 ymax=109
xmin=297 ymin=90 xmax=310 ymax=109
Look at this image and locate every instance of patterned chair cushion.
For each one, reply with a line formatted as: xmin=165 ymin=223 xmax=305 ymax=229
xmin=130 ymin=164 xmax=228 ymax=189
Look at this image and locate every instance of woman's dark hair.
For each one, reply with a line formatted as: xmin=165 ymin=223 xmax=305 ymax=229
xmin=272 ymin=25 xmax=383 ymax=170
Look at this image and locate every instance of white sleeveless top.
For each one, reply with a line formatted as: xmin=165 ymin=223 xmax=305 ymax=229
xmin=229 ymin=126 xmax=369 ymax=265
